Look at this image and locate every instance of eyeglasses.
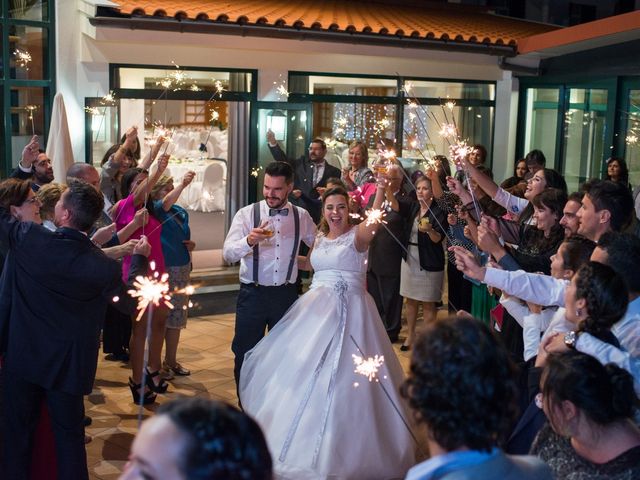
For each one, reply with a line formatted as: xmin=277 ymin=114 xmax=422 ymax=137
xmin=23 ymin=197 xmax=41 ymax=206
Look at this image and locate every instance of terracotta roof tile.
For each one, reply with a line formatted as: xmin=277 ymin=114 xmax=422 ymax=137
xmin=107 ymin=0 xmax=558 ymax=47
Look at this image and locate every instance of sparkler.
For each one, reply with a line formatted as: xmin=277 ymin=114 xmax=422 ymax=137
xmin=13 ymin=48 xmax=32 ymax=69
xmin=273 ymin=74 xmax=289 ymax=99
xmin=100 ymin=91 xmax=117 ymax=106
xmin=349 ymin=335 xmax=423 ymax=453
xmin=118 ymin=261 xmax=195 ymax=425
xmin=250 ymin=166 xmax=263 ymax=178
xmin=214 ymin=80 xmax=226 ymax=98
xmin=364 ymin=207 xmax=387 ymax=227
xmin=352 ymin=354 xmax=385 ymax=382
xmin=438 ymin=123 xmax=457 ymax=139
xmin=24 ymin=105 xmax=38 ymax=135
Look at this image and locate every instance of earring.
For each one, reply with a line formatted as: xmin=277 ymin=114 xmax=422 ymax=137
xmin=575 ymin=308 xmax=582 ymax=318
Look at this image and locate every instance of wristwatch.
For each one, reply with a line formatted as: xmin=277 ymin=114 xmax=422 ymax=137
xmin=564 ymin=331 xmax=579 ymax=349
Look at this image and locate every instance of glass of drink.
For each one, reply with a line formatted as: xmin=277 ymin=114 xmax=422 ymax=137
xmin=262 ymin=220 xmax=275 ymax=238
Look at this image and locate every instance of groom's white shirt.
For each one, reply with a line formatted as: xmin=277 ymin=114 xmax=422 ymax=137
xmin=223 ymin=200 xmax=316 ymax=286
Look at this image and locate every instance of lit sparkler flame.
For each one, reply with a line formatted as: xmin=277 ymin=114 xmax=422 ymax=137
xmin=438 ymin=123 xmax=457 ymax=138
xmin=276 ymin=84 xmax=289 ymax=98
xmin=403 ymin=81 xmax=414 ymax=95
xmin=169 ymin=61 xmax=189 ymax=90
xmin=14 ymin=49 xmax=32 ymax=69
xmin=626 ymin=134 xmax=638 ymax=145
xmin=353 ymin=354 xmax=385 ymax=382
xmin=381 ymin=149 xmax=396 ymax=160
xmin=445 ymin=100 xmax=456 ymax=110
xmin=213 ymin=80 xmax=225 ymax=97
xmin=211 ymin=110 xmax=220 ymax=121
xmin=190 ymin=84 xmax=201 ymax=91
xmin=250 ymin=166 xmax=263 ymax=178
xmin=84 ymin=106 xmax=101 ymax=115
xmin=449 ymin=141 xmax=471 ymax=165
xmin=128 ymin=270 xmax=173 ymax=322
xmin=364 ymin=208 xmax=387 ymax=227
xmin=100 ymin=91 xmax=117 ymax=106
xmin=406 ymin=100 xmax=418 ymax=109
xmin=121 ymin=262 xmax=196 ymax=322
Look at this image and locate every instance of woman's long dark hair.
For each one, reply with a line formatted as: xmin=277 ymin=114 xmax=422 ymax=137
xmin=605 ymin=157 xmax=630 ymax=188
xmin=543 ymin=351 xmax=638 ymax=429
xmin=574 ymin=261 xmax=628 ymax=337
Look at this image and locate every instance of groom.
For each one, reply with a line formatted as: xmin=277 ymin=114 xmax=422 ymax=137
xmin=223 ymin=161 xmax=316 ymax=394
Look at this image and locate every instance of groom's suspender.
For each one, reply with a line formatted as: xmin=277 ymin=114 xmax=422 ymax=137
xmin=286 ymin=207 xmax=300 ymax=284
xmin=252 ymin=202 xmax=261 ymax=285
xmin=251 ymin=202 xmax=300 ymax=286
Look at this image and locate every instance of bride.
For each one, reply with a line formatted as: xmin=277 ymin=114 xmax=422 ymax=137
xmin=240 ymin=178 xmax=417 ymax=479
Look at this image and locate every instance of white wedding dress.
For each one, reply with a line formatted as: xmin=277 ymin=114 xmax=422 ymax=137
xmin=240 ymin=228 xmax=416 ymax=480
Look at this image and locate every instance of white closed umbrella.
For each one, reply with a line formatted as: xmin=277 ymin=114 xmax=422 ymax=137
xmin=46 ymin=92 xmax=75 ymax=182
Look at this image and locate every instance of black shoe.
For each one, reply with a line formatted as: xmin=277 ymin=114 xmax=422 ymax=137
xmin=128 ymin=378 xmax=157 ymax=405
xmin=145 ymin=368 xmax=169 ymax=394
xmin=400 ymin=344 xmax=411 ymax=352
xmin=83 ymin=416 xmax=92 ymax=427
xmin=388 ymin=335 xmax=399 ymax=344
xmin=105 ymin=351 xmax=129 ymax=362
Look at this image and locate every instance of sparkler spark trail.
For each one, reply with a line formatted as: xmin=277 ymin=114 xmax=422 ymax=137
xmin=250 ymin=166 xmax=263 ymax=178
xmin=349 ymin=335 xmax=423 ymax=453
xmin=364 ymin=208 xmax=387 ymax=227
xmin=100 ymin=91 xmax=117 ymax=106
xmin=439 ymin=123 xmax=457 ymax=139
xmin=14 ymin=49 xmax=32 ymax=69
xmin=213 ymin=80 xmax=225 ymax=97
xmin=352 ymin=354 xmax=385 ymax=382
xmin=128 ymin=270 xmax=173 ymax=322
xmin=84 ymin=106 xmax=101 ymax=115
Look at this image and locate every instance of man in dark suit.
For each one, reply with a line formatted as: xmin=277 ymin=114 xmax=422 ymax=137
xmin=367 ymin=164 xmax=412 ymax=342
xmin=10 ymin=136 xmax=54 ymax=192
xmin=0 ymin=181 xmax=150 ymax=480
xmin=266 ymin=130 xmax=341 ymax=223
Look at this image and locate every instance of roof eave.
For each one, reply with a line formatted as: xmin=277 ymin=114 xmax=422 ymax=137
xmin=89 ymin=16 xmax=518 ymax=57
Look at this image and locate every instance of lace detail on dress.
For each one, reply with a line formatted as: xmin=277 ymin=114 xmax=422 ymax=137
xmin=314 ymin=228 xmax=356 ymax=255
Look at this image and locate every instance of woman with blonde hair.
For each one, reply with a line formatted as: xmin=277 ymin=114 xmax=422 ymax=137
xmin=37 ymin=183 xmax=67 ymax=231
xmin=341 ymin=140 xmax=374 ymax=191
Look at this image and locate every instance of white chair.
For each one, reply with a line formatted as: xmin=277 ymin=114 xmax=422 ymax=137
xmin=191 ymin=161 xmax=226 ymax=212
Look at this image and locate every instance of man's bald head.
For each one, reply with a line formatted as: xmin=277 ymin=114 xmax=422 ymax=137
xmin=66 ymin=163 xmax=100 ymax=190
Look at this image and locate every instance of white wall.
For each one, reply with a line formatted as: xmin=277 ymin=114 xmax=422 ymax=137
xmin=56 ymin=5 xmax=518 ymax=178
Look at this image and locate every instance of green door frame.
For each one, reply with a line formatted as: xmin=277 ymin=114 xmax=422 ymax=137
xmin=1 ymin=0 xmax=56 ymax=177
xmin=251 ymin=102 xmax=312 ymax=203
xmin=517 ymin=77 xmax=617 ymax=176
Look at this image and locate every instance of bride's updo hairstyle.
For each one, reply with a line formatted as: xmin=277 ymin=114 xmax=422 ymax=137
xmin=319 ymin=186 xmax=349 ymax=235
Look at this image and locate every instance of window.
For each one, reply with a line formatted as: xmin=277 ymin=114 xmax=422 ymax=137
xmin=522 ymin=88 xmax=560 ymax=163
xmin=623 ymin=89 xmax=640 ymax=186
xmin=288 ymin=73 xmax=496 ymax=173
xmin=1 ymin=0 xmax=55 ymax=175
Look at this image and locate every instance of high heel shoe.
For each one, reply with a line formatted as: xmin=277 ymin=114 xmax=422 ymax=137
xmin=145 ymin=368 xmax=169 ymax=393
xmin=128 ymin=378 xmax=157 ymax=405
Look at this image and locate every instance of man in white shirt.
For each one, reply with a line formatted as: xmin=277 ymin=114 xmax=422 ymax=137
xmin=223 ymin=161 xmax=316 ymax=393
xmin=451 ymin=232 xmax=640 ymax=393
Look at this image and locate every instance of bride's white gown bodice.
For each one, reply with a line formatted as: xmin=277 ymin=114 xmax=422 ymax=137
xmin=240 ymin=227 xmax=416 ymax=480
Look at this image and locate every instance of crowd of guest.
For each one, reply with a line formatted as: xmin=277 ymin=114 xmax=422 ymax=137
xmin=1 ymin=123 xmax=639 ymax=480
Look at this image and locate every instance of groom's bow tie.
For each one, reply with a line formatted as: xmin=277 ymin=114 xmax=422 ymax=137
xmin=269 ymin=208 xmax=289 ymax=216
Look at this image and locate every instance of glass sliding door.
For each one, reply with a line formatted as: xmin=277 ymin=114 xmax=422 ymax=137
xmin=561 ymin=88 xmax=608 ymax=192
xmin=522 ymin=88 xmax=560 ymax=166
xmin=255 ymin=103 xmax=310 ymax=199
xmin=623 ymin=89 xmax=640 ymax=186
